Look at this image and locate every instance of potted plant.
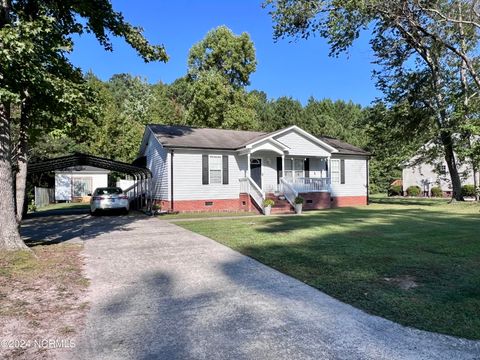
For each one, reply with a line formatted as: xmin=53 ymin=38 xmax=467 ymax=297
xmin=294 ymin=196 xmax=304 ymax=214
xmin=152 ymin=203 xmax=162 ymax=215
xmin=263 ymin=198 xmax=274 ymax=216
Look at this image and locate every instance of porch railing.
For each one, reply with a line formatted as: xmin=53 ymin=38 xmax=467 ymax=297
xmin=280 ymin=178 xmax=298 ymax=207
xmin=287 ymin=177 xmax=330 ymax=193
xmin=239 ymin=177 xmax=265 ymax=214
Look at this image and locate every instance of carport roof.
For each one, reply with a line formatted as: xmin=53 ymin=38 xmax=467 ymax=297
xmin=27 ymin=153 xmax=151 ymax=177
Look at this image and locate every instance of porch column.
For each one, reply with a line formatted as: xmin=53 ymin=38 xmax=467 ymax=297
xmin=327 ymin=156 xmax=331 ymax=183
xmin=281 ymin=154 xmax=285 ymax=179
xmin=247 ymin=152 xmax=251 ymax=178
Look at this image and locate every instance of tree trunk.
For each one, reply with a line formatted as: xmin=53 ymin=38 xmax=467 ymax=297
xmin=15 ymin=99 xmax=29 ymax=222
xmin=440 ymin=131 xmax=464 ymax=201
xmin=0 ymin=103 xmax=28 ymax=250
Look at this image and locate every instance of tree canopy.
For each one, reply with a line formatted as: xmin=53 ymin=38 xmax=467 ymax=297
xmin=188 ymin=25 xmax=256 ymax=88
xmin=0 ymin=0 xmax=168 ymax=250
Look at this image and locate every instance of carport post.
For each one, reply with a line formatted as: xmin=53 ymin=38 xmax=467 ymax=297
xmin=139 ymin=177 xmax=143 ymax=209
xmin=137 ymin=176 xmax=142 ymax=210
xmin=147 ymin=177 xmax=152 ymax=212
xmin=133 ymin=174 xmax=137 ymax=210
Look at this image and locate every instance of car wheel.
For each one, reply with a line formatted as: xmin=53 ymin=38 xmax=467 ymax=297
xmin=90 ymin=209 xmax=97 ymax=216
xmin=123 ymin=208 xmax=129 ymax=215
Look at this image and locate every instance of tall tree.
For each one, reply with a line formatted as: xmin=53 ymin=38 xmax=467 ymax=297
xmin=185 ymin=26 xmax=259 ymax=129
xmin=0 ymin=0 xmax=167 ymax=250
xmin=188 ymin=25 xmax=256 ymax=88
xmin=265 ymin=0 xmax=480 ymax=200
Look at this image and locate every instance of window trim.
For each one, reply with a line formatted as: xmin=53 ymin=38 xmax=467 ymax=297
xmin=284 ymin=157 xmax=305 ymax=181
xmin=331 ymin=159 xmax=341 ymax=184
xmin=72 ymin=176 xmax=93 ymax=197
xmin=208 ymin=154 xmax=223 ymax=185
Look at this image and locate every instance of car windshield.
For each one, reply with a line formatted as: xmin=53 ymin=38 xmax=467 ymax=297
xmin=95 ymin=188 xmax=123 ymax=195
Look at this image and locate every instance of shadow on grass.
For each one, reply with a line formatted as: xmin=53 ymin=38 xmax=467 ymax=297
xmin=179 ymin=205 xmax=480 ymax=339
xmin=73 ymin=242 xmax=480 ymax=359
xmin=370 ymin=196 xmax=450 ymax=206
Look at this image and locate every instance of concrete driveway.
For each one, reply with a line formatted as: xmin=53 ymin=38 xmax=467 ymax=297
xmin=22 ymin=213 xmax=480 ymax=359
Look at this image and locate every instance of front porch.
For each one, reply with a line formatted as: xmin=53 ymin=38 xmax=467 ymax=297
xmin=235 ymin=127 xmax=341 ymax=214
xmin=238 ymin=150 xmax=332 ymax=213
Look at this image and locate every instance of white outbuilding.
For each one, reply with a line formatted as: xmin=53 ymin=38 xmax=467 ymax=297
xmin=55 ymin=166 xmax=110 ymax=202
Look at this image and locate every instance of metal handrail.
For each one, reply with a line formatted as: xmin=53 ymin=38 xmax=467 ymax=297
xmin=280 ymin=178 xmax=298 ymax=207
xmin=239 ymin=177 xmax=265 ymax=213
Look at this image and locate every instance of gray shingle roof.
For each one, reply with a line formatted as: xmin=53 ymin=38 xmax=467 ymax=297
xmin=148 ymin=125 xmax=266 ymax=150
xmin=147 ymin=124 xmax=369 ymax=155
xmin=318 ymin=136 xmax=370 ymax=156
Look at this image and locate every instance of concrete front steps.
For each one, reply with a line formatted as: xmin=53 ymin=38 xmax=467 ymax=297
xmin=266 ymin=193 xmax=295 ymax=214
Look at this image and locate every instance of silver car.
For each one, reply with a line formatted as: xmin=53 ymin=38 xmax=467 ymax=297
xmin=90 ymin=187 xmax=129 ymax=215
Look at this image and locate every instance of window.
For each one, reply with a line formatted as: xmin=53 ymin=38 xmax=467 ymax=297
xmin=205 ymin=201 xmax=214 ymax=206
xmin=94 ymin=187 xmax=122 ymax=195
xmin=284 ymin=158 xmax=304 ymax=181
xmin=284 ymin=158 xmax=293 ymax=180
xmin=440 ymin=165 xmax=447 ymax=173
xmin=209 ymin=155 xmax=222 ymax=184
xmin=294 ymin=158 xmax=305 ymax=179
xmin=331 ymin=160 xmax=340 ymax=184
xmin=72 ymin=177 xmax=92 ymax=197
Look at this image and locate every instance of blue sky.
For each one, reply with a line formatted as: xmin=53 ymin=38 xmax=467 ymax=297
xmin=69 ymin=0 xmax=380 ymax=106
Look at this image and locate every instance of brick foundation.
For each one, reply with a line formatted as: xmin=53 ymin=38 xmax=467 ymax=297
xmin=154 ymin=197 xmax=257 ymax=213
xmin=154 ymin=194 xmax=368 ymax=213
xmin=331 ymin=196 xmax=368 ymax=207
xmin=299 ymin=192 xmax=331 ymax=210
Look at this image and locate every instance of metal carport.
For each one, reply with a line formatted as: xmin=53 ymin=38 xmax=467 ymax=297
xmin=27 ymin=153 xmax=152 ymax=211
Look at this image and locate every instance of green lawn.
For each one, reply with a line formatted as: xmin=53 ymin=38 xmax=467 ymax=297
xmin=177 ymin=196 xmax=480 ymax=339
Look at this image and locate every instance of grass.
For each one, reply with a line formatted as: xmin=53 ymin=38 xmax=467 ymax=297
xmin=33 ymin=202 xmax=90 ymax=212
xmin=177 ymin=195 xmax=480 ymax=339
xmin=0 ymin=244 xmax=89 ymax=359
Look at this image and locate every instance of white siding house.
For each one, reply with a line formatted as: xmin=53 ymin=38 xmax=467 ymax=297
xmin=330 ymin=156 xmax=368 ymax=198
xmin=139 ymin=125 xmax=370 ymax=213
xmin=55 ymin=166 xmax=109 ymax=202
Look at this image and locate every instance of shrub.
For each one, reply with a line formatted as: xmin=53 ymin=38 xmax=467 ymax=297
xmin=294 ymin=196 xmax=304 ymax=204
xmin=263 ymin=198 xmax=275 ymax=207
xmin=430 ymin=187 xmax=443 ymax=198
xmin=388 ymin=185 xmax=403 ymax=196
xmin=461 ymin=184 xmax=477 ymax=197
xmin=28 ymin=202 xmax=37 ymax=212
xmin=406 ymin=185 xmax=421 ymax=197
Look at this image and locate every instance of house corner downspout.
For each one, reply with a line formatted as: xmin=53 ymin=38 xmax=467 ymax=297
xmin=170 ymin=150 xmax=174 ymax=212
xmin=366 ymin=158 xmax=370 ymax=205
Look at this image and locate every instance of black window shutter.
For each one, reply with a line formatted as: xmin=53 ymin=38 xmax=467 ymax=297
xmin=304 ymin=158 xmax=310 ymax=178
xmin=222 ymin=155 xmax=229 ymax=185
xmin=340 ymin=159 xmax=345 ymax=184
xmin=202 ymin=155 xmax=209 ymax=185
xmin=276 ymin=157 xmax=282 ymax=183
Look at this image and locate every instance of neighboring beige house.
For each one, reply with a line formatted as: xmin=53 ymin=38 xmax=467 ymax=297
xmin=55 ymin=166 xmax=110 ymax=202
xmin=402 ymin=154 xmax=477 ymax=196
xmin=138 ymin=124 xmax=370 ymax=214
